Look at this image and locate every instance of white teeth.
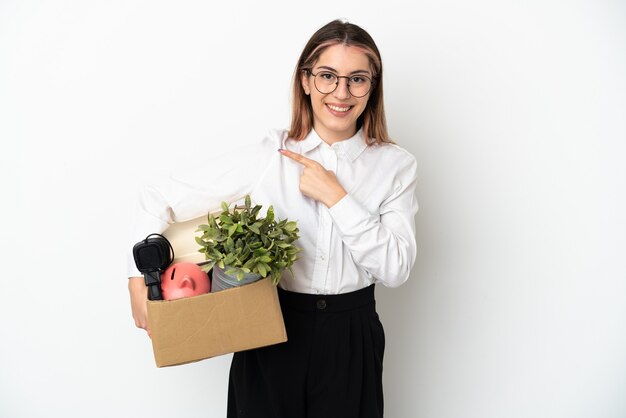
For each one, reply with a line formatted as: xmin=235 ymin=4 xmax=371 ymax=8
xmin=327 ymin=104 xmax=350 ymax=112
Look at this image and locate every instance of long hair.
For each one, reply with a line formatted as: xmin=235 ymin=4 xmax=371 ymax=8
xmin=288 ymin=19 xmax=393 ymax=145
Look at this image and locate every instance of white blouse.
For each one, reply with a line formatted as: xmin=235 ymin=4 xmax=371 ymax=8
xmin=127 ymin=128 xmax=418 ymax=295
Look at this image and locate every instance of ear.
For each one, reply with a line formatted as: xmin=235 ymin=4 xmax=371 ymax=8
xmin=301 ymin=70 xmax=311 ymax=95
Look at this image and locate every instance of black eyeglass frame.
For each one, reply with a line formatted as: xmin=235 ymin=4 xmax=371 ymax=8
xmin=307 ymin=70 xmax=375 ymax=98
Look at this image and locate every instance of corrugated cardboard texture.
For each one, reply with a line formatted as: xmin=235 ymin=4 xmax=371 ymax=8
xmin=147 ymin=278 xmax=287 ymax=367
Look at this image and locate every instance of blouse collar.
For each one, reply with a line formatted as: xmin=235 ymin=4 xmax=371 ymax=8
xmin=296 ymin=128 xmax=368 ymax=163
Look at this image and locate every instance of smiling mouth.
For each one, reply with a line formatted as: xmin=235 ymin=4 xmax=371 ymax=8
xmin=326 ymin=104 xmax=352 ymax=113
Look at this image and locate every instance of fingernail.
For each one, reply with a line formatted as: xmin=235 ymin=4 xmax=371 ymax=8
xmin=278 ymin=148 xmax=285 ymax=153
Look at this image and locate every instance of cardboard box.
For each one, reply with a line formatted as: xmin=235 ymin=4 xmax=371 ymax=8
xmin=146 ymin=214 xmax=288 ymax=368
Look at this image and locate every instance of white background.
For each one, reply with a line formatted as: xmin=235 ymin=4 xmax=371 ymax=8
xmin=1 ymin=1 xmax=625 ymax=417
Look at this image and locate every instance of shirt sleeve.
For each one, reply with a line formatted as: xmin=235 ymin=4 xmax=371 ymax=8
xmin=328 ymin=151 xmax=418 ymax=288
xmin=126 ymin=129 xmax=283 ymax=278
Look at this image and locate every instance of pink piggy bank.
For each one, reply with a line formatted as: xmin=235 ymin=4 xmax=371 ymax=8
xmin=161 ymin=262 xmax=211 ymax=300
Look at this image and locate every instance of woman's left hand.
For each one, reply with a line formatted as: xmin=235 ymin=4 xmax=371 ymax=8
xmin=279 ymin=148 xmax=347 ymax=208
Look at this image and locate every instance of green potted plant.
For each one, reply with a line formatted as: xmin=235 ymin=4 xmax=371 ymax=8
xmin=195 ymin=194 xmax=301 ymax=291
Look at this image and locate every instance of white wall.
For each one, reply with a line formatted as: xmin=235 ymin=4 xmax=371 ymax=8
xmin=1 ymin=1 xmax=624 ymax=417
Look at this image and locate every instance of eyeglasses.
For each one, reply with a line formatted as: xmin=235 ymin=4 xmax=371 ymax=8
xmin=308 ymin=70 xmax=374 ymax=98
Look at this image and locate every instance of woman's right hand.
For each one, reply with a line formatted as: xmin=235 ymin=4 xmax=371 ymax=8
xmin=128 ymin=277 xmax=151 ymax=338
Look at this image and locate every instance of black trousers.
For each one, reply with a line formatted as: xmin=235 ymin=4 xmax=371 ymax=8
xmin=227 ymin=284 xmax=385 ymax=418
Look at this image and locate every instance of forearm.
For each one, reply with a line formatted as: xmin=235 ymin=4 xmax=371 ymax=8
xmin=128 ymin=277 xmax=150 ymax=335
xmin=330 ymin=194 xmax=417 ymax=287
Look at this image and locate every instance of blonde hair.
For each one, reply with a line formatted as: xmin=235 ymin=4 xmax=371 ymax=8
xmin=288 ymin=19 xmax=394 ymax=145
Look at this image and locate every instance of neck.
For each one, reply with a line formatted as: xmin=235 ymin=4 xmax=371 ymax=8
xmin=314 ymin=127 xmax=357 ymax=145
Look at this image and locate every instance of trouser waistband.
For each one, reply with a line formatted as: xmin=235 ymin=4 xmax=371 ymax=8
xmin=277 ymin=284 xmax=375 ymax=313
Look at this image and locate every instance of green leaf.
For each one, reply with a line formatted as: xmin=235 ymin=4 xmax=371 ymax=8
xmin=256 ymin=263 xmax=267 ymax=277
xmin=260 ymin=262 xmax=271 ymax=276
xmin=271 ymin=272 xmax=280 ymax=285
xmin=223 ymin=254 xmax=236 ymax=266
xmin=201 ymin=261 xmax=215 ymax=272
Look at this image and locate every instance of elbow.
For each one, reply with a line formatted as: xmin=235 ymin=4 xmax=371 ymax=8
xmin=379 ymin=264 xmax=411 ymax=289
xmin=377 ymin=244 xmax=416 ymax=289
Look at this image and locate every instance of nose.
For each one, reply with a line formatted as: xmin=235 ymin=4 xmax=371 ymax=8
xmin=333 ymin=77 xmax=351 ymax=99
xmin=178 ymin=275 xmax=196 ymax=290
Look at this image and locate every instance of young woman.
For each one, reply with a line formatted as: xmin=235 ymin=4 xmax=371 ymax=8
xmin=128 ymin=19 xmax=418 ymax=418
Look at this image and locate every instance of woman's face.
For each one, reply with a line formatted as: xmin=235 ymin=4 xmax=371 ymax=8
xmin=301 ymin=44 xmax=373 ymax=144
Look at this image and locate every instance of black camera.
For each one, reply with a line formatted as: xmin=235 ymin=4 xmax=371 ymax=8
xmin=132 ymin=233 xmax=174 ymax=300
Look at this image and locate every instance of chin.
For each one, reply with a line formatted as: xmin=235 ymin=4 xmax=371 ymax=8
xmin=320 ymin=116 xmax=353 ymax=130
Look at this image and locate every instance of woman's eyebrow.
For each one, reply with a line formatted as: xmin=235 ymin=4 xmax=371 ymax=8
xmin=316 ymin=65 xmax=371 ymax=76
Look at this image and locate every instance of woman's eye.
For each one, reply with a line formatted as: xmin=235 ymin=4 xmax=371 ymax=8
xmin=350 ymin=76 xmax=366 ymax=84
xmin=320 ymin=72 xmax=336 ymax=81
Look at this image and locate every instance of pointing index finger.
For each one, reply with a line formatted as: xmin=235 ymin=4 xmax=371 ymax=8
xmin=278 ymin=148 xmax=317 ymax=168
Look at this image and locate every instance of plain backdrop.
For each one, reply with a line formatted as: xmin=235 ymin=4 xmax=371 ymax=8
xmin=1 ymin=1 xmax=625 ymax=417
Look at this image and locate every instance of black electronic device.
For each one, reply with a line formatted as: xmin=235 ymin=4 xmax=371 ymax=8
xmin=132 ymin=233 xmax=174 ymax=300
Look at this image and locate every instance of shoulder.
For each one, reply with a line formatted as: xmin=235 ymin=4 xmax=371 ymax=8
xmin=253 ymin=128 xmax=289 ymax=149
xmin=170 ymin=129 xmax=287 ymax=183
xmin=227 ymin=128 xmax=288 ymax=162
xmin=365 ymin=142 xmax=418 ymax=174
xmin=233 ymin=128 xmax=288 ymax=149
